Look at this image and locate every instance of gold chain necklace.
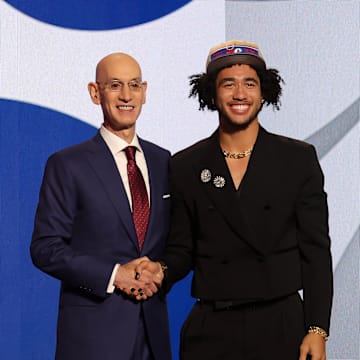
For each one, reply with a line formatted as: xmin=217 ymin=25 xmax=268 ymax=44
xmin=222 ymin=146 xmax=253 ymax=159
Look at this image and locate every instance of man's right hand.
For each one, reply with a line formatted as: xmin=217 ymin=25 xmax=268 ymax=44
xmin=135 ymin=259 xmax=164 ymax=289
xmin=114 ymin=257 xmax=159 ymax=300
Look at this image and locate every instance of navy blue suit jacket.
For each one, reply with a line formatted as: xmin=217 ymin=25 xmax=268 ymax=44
xmin=31 ymin=131 xmax=172 ymax=360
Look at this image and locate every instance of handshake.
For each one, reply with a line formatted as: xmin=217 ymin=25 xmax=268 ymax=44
xmin=113 ymin=257 xmax=165 ymax=301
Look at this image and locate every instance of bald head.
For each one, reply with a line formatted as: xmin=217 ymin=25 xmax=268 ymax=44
xmin=95 ymin=53 xmax=142 ymax=83
xmin=88 ymin=52 xmax=147 ymax=141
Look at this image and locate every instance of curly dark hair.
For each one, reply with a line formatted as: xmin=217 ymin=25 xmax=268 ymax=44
xmin=189 ymin=66 xmax=284 ymax=111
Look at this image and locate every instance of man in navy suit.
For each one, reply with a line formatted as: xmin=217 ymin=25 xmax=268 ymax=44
xmin=31 ymin=52 xmax=172 ymax=360
xmin=137 ymin=40 xmax=333 ymax=360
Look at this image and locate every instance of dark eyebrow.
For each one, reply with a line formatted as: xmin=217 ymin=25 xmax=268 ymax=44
xmin=244 ymin=77 xmax=259 ymax=84
xmin=218 ymin=77 xmax=236 ymax=85
xmin=218 ymin=77 xmax=259 ymax=85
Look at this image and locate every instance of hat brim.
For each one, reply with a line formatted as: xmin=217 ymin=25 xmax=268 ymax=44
xmin=207 ymin=54 xmax=266 ymax=75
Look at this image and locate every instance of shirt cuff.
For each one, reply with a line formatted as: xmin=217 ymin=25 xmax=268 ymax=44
xmin=107 ymin=263 xmax=120 ymax=294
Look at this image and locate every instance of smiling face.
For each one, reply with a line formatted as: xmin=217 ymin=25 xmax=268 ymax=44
xmin=215 ymin=64 xmax=263 ymax=131
xmin=88 ymin=53 xmax=147 ymax=139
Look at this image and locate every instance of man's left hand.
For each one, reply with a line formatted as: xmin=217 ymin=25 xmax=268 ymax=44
xmin=299 ymin=333 xmax=326 ymax=360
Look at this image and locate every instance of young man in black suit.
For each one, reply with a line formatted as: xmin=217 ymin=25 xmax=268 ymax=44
xmin=138 ymin=40 xmax=333 ymax=360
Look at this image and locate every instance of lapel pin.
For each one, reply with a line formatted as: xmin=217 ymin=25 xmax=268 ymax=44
xmin=213 ymin=175 xmax=225 ymax=188
xmin=200 ymin=169 xmax=212 ymax=183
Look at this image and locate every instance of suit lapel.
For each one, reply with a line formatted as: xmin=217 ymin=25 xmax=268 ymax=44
xmin=85 ymin=133 xmax=138 ymax=247
xmin=139 ymin=139 xmax=165 ymax=253
xmin=192 ymin=131 xmax=262 ymax=254
xmin=240 ymin=127 xmax=275 ymax=202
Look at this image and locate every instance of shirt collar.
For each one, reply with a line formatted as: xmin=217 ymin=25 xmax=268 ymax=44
xmin=99 ymin=125 xmax=143 ymax=155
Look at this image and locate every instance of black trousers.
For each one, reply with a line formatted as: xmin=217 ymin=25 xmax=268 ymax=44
xmin=180 ymin=293 xmax=306 ymax=360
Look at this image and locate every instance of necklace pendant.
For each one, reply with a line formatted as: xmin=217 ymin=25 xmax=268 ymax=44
xmin=222 ymin=146 xmax=253 ymax=159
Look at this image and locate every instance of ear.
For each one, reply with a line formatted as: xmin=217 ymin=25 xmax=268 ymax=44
xmin=211 ymin=97 xmax=218 ymax=110
xmin=88 ymin=82 xmax=101 ymax=105
xmin=141 ymin=81 xmax=147 ymax=104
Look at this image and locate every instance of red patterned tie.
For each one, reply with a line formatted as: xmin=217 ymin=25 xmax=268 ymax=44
xmin=124 ymin=146 xmax=149 ymax=250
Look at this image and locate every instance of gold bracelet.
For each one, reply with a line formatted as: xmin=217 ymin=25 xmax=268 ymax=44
xmin=308 ymin=326 xmax=328 ymax=341
xmin=158 ymin=261 xmax=168 ymax=274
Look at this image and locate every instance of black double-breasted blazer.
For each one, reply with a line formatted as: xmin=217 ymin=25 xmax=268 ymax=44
xmin=163 ymin=126 xmax=333 ymax=332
